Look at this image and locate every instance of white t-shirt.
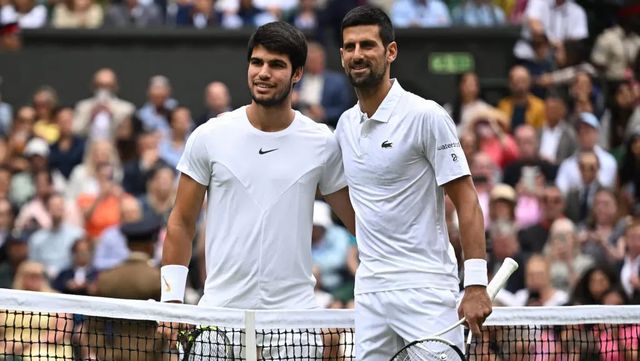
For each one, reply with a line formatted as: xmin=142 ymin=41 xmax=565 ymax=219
xmin=555 ymin=145 xmax=618 ymax=194
xmin=177 ymin=106 xmax=346 ymax=309
xmin=335 ymin=80 xmax=470 ymax=294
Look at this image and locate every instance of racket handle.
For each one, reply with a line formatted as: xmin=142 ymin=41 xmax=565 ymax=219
xmin=486 ymin=257 xmax=519 ymax=299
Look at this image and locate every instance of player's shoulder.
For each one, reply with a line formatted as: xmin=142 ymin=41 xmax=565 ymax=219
xmin=195 ymin=107 xmax=244 ymax=134
xmin=295 ymin=111 xmax=335 ymax=137
xmin=402 ymin=92 xmax=451 ymax=122
xmin=335 ymin=103 xmax=362 ymax=131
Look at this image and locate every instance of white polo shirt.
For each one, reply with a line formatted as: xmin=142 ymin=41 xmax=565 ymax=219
xmin=177 ymin=106 xmax=346 ymax=309
xmin=336 ymin=80 xmax=470 ymax=294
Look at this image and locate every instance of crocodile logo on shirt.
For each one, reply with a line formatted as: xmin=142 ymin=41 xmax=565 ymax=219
xmin=381 ymin=140 xmax=393 ymax=148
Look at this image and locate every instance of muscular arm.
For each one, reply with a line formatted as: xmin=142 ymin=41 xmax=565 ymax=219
xmin=162 ymin=174 xmax=207 ymax=267
xmin=323 ymin=187 xmax=356 ymax=236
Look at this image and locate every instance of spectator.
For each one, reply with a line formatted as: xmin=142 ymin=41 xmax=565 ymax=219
xmin=195 ymin=81 xmax=232 ymax=127
xmin=619 ymin=219 xmax=640 ymax=300
xmin=488 ymin=183 xmax=517 ymax=226
xmin=73 ymin=68 xmax=136 ymax=142
xmin=15 ymin=169 xmax=59 ymax=233
xmin=66 ymin=139 xmax=122 ymax=200
xmin=619 ymin=130 xmax=640 ymax=207
xmin=285 ymin=0 xmax=320 ymax=34
xmin=93 ymin=195 xmax=142 ymax=271
xmin=543 ymin=218 xmax=593 ymax=291
xmin=568 ymin=71 xmax=605 ymax=119
xmin=139 ymin=164 xmax=175 ymax=222
xmin=513 ymin=0 xmax=588 ymax=62
xmin=28 ymin=193 xmax=85 ymax=278
xmin=467 ymin=107 xmax=519 ymax=169
xmin=49 ymin=106 xmax=86 ymax=180
xmin=444 ymin=71 xmax=491 ymax=132
xmin=571 ymin=265 xmax=619 ymax=306
xmin=176 ymin=0 xmax=219 ymax=28
xmin=0 ymin=197 xmax=14 ymax=262
xmin=452 ymin=0 xmax=505 ymax=27
xmin=470 ymin=151 xmax=498 ymax=228
xmin=591 ymin=6 xmax=640 ymax=83
xmin=391 ymin=0 xmax=451 ymax=28
xmin=51 ymin=0 xmax=104 ymax=28
xmin=0 ymin=231 xmax=28 ymax=288
xmin=0 ymin=79 xmax=12 ymax=136
xmin=105 ymin=0 xmax=162 ymax=27
xmin=521 ymin=33 xmax=555 ymax=98
xmin=0 ymin=21 xmax=21 ymax=52
xmin=6 ymin=105 xmax=35 ymax=161
xmin=76 ymin=163 xmax=127 ymax=242
xmin=53 ymin=238 xmax=98 ymax=295
xmin=159 ymin=106 xmax=191 ymax=168
xmin=219 ymin=0 xmax=277 ymax=29
xmin=600 ymin=81 xmax=638 ymax=151
xmin=293 ymin=42 xmax=352 ymax=128
xmin=518 ymin=185 xmax=565 ymax=254
xmin=538 ymin=94 xmax=578 ymax=165
xmin=578 ymin=188 xmax=626 ymax=266
xmin=564 ymin=151 xmax=600 ymax=224
xmin=497 ymin=65 xmax=546 ymax=131
xmin=122 ymin=131 xmax=164 ymax=196
xmin=0 ymin=0 xmax=47 ymax=29
xmin=487 ymin=220 xmax=527 ymax=293
xmin=31 ymin=86 xmax=59 ymax=144
xmin=498 ymin=254 xmax=569 ymax=306
xmin=555 ymin=112 xmax=617 ymax=193
xmin=136 ymin=75 xmax=177 ymax=137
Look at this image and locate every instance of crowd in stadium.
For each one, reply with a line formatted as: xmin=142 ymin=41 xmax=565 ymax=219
xmin=0 ymin=0 xmax=639 ymax=315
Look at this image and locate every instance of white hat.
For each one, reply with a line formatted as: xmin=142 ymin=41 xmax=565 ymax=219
xmin=313 ymin=201 xmax=333 ymax=229
xmin=24 ymin=137 xmax=49 ymax=157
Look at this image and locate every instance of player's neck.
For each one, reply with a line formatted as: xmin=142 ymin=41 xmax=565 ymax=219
xmin=246 ymin=102 xmax=295 ymax=132
xmin=356 ymin=78 xmax=393 ymax=118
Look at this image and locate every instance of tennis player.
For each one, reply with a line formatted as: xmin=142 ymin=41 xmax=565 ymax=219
xmin=161 ymin=21 xmax=355 ymax=358
xmin=336 ymin=6 xmax=492 ymax=360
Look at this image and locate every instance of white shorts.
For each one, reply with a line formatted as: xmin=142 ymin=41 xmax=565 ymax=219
xmin=355 ymin=288 xmax=464 ymax=361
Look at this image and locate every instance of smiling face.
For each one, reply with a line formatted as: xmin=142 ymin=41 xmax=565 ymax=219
xmin=340 ymin=25 xmax=396 ymax=90
xmin=247 ymin=45 xmax=301 ymax=108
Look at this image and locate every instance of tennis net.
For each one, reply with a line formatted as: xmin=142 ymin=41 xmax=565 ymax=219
xmin=1 ymin=289 xmax=639 ymax=361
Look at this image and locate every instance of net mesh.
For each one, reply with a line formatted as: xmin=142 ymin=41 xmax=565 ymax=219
xmin=1 ymin=290 xmax=639 ymax=361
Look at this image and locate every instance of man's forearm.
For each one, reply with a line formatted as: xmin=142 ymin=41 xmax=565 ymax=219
xmin=457 ymin=198 xmax=486 ymax=260
xmin=162 ymin=216 xmax=195 ymax=266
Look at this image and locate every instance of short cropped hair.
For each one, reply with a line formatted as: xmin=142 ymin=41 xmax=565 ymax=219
xmin=246 ymin=22 xmax=308 ymax=72
xmin=341 ymin=5 xmax=395 ymax=47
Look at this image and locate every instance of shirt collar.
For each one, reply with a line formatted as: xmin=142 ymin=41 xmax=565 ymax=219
xmin=359 ymin=79 xmax=404 ymax=123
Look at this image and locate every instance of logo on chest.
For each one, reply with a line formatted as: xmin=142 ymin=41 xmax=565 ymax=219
xmin=381 ymin=140 xmax=393 ymax=149
xmin=258 ymin=148 xmax=278 ymax=155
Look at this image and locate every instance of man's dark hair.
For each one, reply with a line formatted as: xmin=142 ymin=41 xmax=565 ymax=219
xmin=247 ymin=22 xmax=308 ymax=72
xmin=341 ymin=5 xmax=395 ymax=47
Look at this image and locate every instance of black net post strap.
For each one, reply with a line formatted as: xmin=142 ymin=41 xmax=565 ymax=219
xmin=1 ymin=290 xmax=640 ymax=361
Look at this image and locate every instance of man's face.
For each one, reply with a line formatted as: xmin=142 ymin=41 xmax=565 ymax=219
xmin=340 ymin=25 xmax=395 ymax=89
xmin=515 ymin=127 xmax=538 ymax=160
xmin=544 ymin=98 xmax=566 ymax=126
xmin=577 ymin=123 xmax=599 ymax=151
xmin=578 ymin=153 xmax=599 ymax=185
xmin=247 ymin=45 xmax=300 ymax=107
xmin=509 ymin=67 xmax=530 ymax=96
xmin=541 ymin=188 xmax=565 ymax=221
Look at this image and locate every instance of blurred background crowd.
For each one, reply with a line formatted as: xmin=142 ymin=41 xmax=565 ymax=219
xmin=0 ymin=0 xmax=639 ymax=315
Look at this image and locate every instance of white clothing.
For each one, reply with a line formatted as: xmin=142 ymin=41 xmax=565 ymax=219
xmin=555 ymin=146 xmax=618 ymax=194
xmin=336 ymin=80 xmax=469 ymax=295
xmin=177 ymin=106 xmax=346 ymax=309
xmin=299 ymin=74 xmax=324 ymax=107
xmin=539 ymin=124 xmax=563 ymax=163
xmin=620 ymin=255 xmax=640 ymax=298
xmin=0 ymin=4 xmax=47 ymax=29
xmin=355 ymin=288 xmax=463 ymax=361
xmin=495 ymin=288 xmax=569 ymax=306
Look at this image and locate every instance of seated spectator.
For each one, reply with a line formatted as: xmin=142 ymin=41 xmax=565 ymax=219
xmin=467 ymin=107 xmax=519 ymax=169
xmin=31 ymin=86 xmax=60 ymax=144
xmin=0 ymin=20 xmax=21 ymax=52
xmin=538 ymin=94 xmax=578 ymax=165
xmin=195 ymin=81 xmax=232 ymax=127
xmin=76 ymin=163 xmax=128 ymax=242
xmin=600 ymin=81 xmax=637 ymax=152
xmin=564 ymin=151 xmax=600 ymax=225
xmin=53 ymin=238 xmax=97 ymax=295
xmin=219 ymin=0 xmax=277 ymax=28
xmin=488 ymin=183 xmax=517 ymax=227
xmin=51 ymin=0 xmax=104 ymax=28
xmin=28 ymin=193 xmax=85 ymax=278
xmin=570 ymin=265 xmax=618 ymax=305
xmin=176 ymin=0 xmax=219 ymax=28
xmin=619 ymin=130 xmax=640 ymax=207
xmin=391 ymin=0 xmax=451 ymax=28
xmin=136 ymin=75 xmax=177 ymax=137
xmin=487 ymin=220 xmax=527 ymax=293
xmin=0 ymin=0 xmax=47 ymax=29
xmin=521 ymin=33 xmax=555 ymax=98
xmin=470 ymin=151 xmax=498 ymax=228
xmin=567 ymin=71 xmax=605 ymax=119
xmin=591 ymin=7 xmax=640 ymax=84
xmin=159 ymin=106 xmax=192 ymax=168
xmin=122 ymin=131 xmax=164 ymax=196
xmin=543 ymin=218 xmax=593 ymax=291
xmin=139 ymin=164 xmax=175 ymax=222
xmin=105 ymin=0 xmax=162 ymax=28
xmin=0 ymin=197 xmax=14 ymax=263
xmin=621 ymin=220 xmax=640 ymax=301
xmin=444 ymin=71 xmax=491 ymax=132
xmin=452 ymin=0 xmax=505 ymax=27
xmin=73 ymin=68 xmax=136 ymax=142
xmin=0 ymin=231 xmax=28 ymax=288
xmin=496 ymin=254 xmax=569 ymax=306
xmin=93 ymin=195 xmax=142 ymax=271
xmin=518 ymin=185 xmax=565 ymax=254
xmin=6 ymin=105 xmax=35 ymax=161
xmin=285 ymin=0 xmax=320 ymax=33
xmin=578 ymin=188 xmax=626 ymax=266
xmin=49 ymin=106 xmax=86 ymax=180
xmin=497 ymin=65 xmax=545 ymax=131
xmin=555 ymin=112 xmax=617 ymax=193
xmin=293 ymin=42 xmax=352 ymax=128
xmin=66 ymin=139 xmax=122 ymax=200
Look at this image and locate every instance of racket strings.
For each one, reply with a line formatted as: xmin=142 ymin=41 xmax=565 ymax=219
xmin=392 ymin=339 xmax=465 ymax=361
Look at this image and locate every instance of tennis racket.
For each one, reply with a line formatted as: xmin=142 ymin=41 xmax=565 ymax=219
xmin=177 ymin=326 xmax=234 ymax=361
xmin=389 ymin=257 xmax=519 ymax=361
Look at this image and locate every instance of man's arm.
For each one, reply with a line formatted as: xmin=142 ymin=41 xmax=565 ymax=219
xmin=442 ymin=175 xmax=492 ymax=336
xmin=161 ymin=173 xmax=207 ymax=302
xmin=323 ymin=187 xmax=355 ymax=236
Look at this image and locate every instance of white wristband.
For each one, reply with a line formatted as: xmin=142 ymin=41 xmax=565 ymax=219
xmin=160 ymin=265 xmax=189 ymax=302
xmin=463 ymin=259 xmax=488 ymax=288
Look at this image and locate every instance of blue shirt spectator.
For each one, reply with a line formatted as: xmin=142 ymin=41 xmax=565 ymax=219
xmin=452 ymin=0 xmax=506 ymax=26
xmin=391 ymin=0 xmax=451 ymax=28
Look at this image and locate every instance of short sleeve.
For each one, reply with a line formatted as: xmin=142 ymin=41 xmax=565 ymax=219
xmin=423 ymin=105 xmax=470 ymax=186
xmin=176 ymin=125 xmax=211 ymax=186
xmin=319 ymin=133 xmax=347 ymax=195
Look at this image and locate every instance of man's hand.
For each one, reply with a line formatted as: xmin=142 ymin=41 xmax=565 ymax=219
xmin=458 ymin=285 xmax=492 ymax=337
